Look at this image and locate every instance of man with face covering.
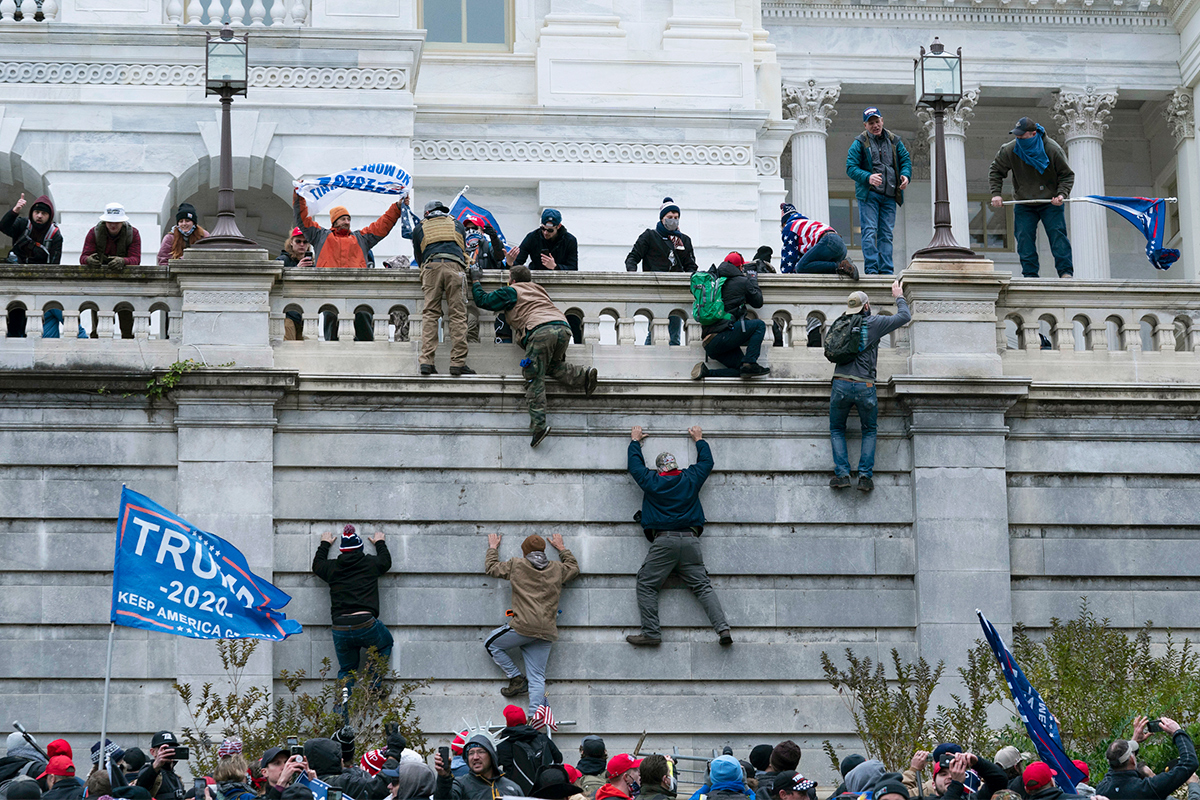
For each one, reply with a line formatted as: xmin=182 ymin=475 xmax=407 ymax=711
xmin=484 ymin=532 xmax=580 ymax=713
xmin=433 ymin=735 xmax=521 ymax=800
xmin=626 ymin=424 xmax=731 ymax=647
xmin=625 ymin=198 xmax=697 ymax=346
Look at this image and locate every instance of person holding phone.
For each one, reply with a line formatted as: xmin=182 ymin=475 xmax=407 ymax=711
xmin=433 ymin=735 xmax=521 ymax=800
xmin=1096 ymin=715 xmax=1197 ymax=799
xmin=136 ymin=733 xmax=185 ymax=800
xmin=258 ymin=748 xmax=317 ymax=800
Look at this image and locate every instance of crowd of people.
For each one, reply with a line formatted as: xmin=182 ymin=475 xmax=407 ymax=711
xmin=1 ymin=711 xmax=1194 ymax=800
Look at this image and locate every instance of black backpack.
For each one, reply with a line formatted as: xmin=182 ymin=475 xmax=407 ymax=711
xmin=824 ymin=313 xmax=869 ymax=364
xmin=509 ymin=737 xmax=554 ymax=795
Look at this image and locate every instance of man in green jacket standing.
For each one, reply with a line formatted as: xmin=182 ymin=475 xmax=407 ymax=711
xmin=484 ymin=532 xmax=580 ymax=715
xmin=846 ymin=107 xmax=912 ymax=275
xmin=989 ymin=116 xmax=1075 ymax=278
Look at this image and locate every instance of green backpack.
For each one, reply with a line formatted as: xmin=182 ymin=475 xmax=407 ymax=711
xmin=691 ymin=271 xmax=731 ymax=325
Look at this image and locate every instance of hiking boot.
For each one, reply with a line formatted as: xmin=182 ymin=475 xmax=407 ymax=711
xmin=691 ymin=362 xmax=710 ymax=380
xmin=626 ymin=634 xmax=662 ymax=647
xmin=449 ymin=365 xmax=476 ymax=376
xmin=857 ymin=476 xmax=874 ymax=492
xmin=836 ymin=259 xmax=860 ymax=280
xmin=584 ymin=368 xmax=599 ymax=397
xmin=829 ymin=474 xmax=851 ymax=489
xmin=500 ymin=674 xmax=528 ymax=697
xmin=740 ymin=363 xmax=770 ymax=377
xmin=531 ymin=426 xmax=551 ymax=448
xmin=719 ymin=629 xmax=733 ymax=647
xmin=420 ymin=364 xmax=437 ymax=376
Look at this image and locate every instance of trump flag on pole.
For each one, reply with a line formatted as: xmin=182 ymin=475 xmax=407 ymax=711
xmin=112 ymin=486 xmax=302 ymax=641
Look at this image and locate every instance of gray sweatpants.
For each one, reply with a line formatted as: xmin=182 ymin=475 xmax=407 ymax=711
xmin=485 ymin=624 xmax=553 ymax=713
xmin=635 ymin=532 xmax=729 ymax=638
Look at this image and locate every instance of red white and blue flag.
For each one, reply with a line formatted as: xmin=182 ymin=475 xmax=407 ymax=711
xmin=1078 ymin=196 xmax=1180 ymax=270
xmin=450 ymin=192 xmax=507 ymax=247
xmin=978 ymin=610 xmax=1085 ymax=793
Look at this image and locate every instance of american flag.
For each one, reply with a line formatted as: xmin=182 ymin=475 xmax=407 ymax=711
xmin=531 ymin=704 xmax=558 ymax=731
xmin=780 ymin=210 xmax=833 ymax=273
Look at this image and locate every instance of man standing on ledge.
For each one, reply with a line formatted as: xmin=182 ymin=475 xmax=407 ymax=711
xmin=846 ymin=107 xmax=911 ymax=275
xmin=412 ymin=199 xmax=474 ymax=376
xmin=626 ymin=425 xmax=731 ymax=648
xmin=312 ymin=525 xmax=393 ymax=690
xmin=989 ymin=116 xmax=1075 ymax=279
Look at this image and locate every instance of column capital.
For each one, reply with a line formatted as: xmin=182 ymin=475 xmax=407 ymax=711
xmin=1164 ymin=86 xmax=1196 ymax=146
xmin=1052 ymin=87 xmax=1118 ymax=142
xmin=782 ymin=79 xmax=840 ymax=135
xmin=917 ymin=88 xmax=980 ymax=139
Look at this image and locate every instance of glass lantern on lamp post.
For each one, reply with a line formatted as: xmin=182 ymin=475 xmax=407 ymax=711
xmin=194 ymin=25 xmax=257 ymax=248
xmin=912 ymin=38 xmax=978 ymax=260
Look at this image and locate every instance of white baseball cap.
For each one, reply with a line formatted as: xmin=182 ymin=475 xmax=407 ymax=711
xmin=99 ymin=203 xmax=129 ymax=223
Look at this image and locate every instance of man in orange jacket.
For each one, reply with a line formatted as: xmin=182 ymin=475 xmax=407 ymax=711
xmin=292 ymin=191 xmax=402 ymax=269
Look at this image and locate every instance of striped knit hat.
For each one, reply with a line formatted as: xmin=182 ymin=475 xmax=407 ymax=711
xmin=340 ymin=524 xmax=363 ymax=552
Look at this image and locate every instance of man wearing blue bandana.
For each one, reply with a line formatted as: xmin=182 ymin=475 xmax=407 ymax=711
xmin=989 ymin=116 xmax=1075 ymax=279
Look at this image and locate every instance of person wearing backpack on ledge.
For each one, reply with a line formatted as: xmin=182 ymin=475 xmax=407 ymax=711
xmin=691 ymin=252 xmax=770 ymax=379
xmin=826 ymin=281 xmax=909 ymax=492
xmin=495 ymin=705 xmax=564 ymax=796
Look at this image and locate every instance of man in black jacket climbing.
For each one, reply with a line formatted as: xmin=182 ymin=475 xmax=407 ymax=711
xmin=312 ymin=525 xmax=393 ymax=689
xmin=692 ymin=252 xmax=769 ymax=379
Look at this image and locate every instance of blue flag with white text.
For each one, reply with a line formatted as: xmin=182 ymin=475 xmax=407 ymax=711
xmin=111 ymin=487 xmax=302 ymax=641
xmin=297 ymin=773 xmax=356 ymax=800
xmin=1079 ymin=196 xmax=1180 ymax=270
xmin=978 ymin=610 xmax=1084 ymax=793
xmin=450 ymin=193 xmax=507 ymax=246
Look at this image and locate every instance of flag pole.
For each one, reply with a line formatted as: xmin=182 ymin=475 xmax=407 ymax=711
xmin=450 ymin=185 xmax=469 ymax=210
xmin=99 ymin=621 xmax=115 ymax=771
xmin=1002 ymin=197 xmax=1177 ymax=205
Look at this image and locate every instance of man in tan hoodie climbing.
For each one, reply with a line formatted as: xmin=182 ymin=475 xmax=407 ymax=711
xmin=484 ymin=532 xmax=580 ymax=715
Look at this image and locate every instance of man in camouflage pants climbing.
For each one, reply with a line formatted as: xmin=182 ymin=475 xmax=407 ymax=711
xmin=469 ymin=264 xmax=599 ymax=448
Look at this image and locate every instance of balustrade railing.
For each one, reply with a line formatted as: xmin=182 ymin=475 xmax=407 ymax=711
xmin=0 ymin=0 xmax=308 ymax=24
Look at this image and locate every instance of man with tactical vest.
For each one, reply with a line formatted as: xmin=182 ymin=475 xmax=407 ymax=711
xmin=469 ymin=264 xmax=598 ymax=447
xmin=412 ymin=200 xmax=474 ymax=376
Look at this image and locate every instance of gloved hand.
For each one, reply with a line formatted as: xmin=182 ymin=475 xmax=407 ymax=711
xmin=85 ymin=253 xmax=104 ymax=268
xmin=467 ymin=265 xmax=483 ymax=284
xmin=332 ymin=725 xmax=356 ymax=746
xmin=383 ymin=722 xmax=408 ymax=758
xmin=106 ymin=256 xmax=126 ymax=269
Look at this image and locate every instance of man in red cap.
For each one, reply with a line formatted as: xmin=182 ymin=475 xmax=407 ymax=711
xmin=39 ymin=757 xmax=81 ymax=800
xmin=692 ymin=251 xmax=770 ymax=380
xmin=1021 ymin=763 xmax=1059 ymax=800
xmin=496 ymin=705 xmax=563 ymax=795
xmin=597 ymin=756 xmax=643 ymax=800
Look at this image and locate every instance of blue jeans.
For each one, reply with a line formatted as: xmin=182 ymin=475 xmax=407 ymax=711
xmin=859 ymin=193 xmax=898 ymax=274
xmin=331 ymin=618 xmax=394 ymax=687
xmin=829 ymin=378 xmax=878 ymax=478
xmin=796 ymin=233 xmax=848 ymax=274
xmin=1013 ymin=203 xmax=1073 ymax=277
xmin=644 ymin=315 xmax=683 ymax=345
xmin=703 ymin=318 xmax=765 ymax=377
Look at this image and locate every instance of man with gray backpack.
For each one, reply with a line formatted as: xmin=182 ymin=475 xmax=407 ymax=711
xmin=691 ymin=252 xmax=770 ymax=379
xmin=825 ymin=281 xmax=909 ymax=491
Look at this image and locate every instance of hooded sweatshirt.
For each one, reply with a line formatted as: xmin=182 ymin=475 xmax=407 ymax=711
xmin=700 ymin=260 xmax=763 ymax=338
xmin=435 ymin=736 xmax=521 ymax=800
xmin=495 ymin=726 xmax=564 ymax=794
xmin=0 ymin=195 xmax=62 ymax=264
xmin=392 ymin=761 xmax=437 ymax=800
xmin=0 ymin=741 xmax=45 ymax=788
xmin=303 ymin=739 xmax=379 ymax=800
xmin=597 ymin=785 xmax=633 ymax=800
xmin=845 ymin=761 xmax=887 ymax=794
xmin=484 ymin=549 xmax=579 ymax=641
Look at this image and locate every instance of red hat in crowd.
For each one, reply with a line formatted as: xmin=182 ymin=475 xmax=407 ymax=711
xmin=725 ymin=252 xmax=744 ymax=267
xmin=450 ymin=730 xmax=468 ymax=756
xmin=1072 ymin=761 xmax=1089 ymax=780
xmin=38 ymin=755 xmax=75 ymax=779
xmin=360 ymin=749 xmax=387 ymax=776
xmin=606 ymin=754 xmax=643 ymax=779
xmin=1023 ymin=763 xmax=1057 ymax=793
xmin=503 ymin=705 xmax=527 ymax=727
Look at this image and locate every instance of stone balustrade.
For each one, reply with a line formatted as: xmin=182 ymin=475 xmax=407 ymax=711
xmin=0 ymin=0 xmax=309 ymax=24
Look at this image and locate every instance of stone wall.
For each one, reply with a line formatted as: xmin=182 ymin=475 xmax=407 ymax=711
xmin=2 ymin=253 xmax=1199 ymax=786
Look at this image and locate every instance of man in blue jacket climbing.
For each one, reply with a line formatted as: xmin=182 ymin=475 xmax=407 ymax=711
xmin=626 ymin=424 xmax=731 ymax=648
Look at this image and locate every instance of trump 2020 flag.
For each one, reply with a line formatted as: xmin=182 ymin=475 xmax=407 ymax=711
xmin=450 ymin=192 xmax=507 ymax=246
xmin=977 ymin=610 xmax=1085 ymax=793
xmin=1078 ymin=196 xmax=1180 ymax=270
xmin=297 ymin=773 xmax=356 ymax=800
xmin=294 ymin=162 xmax=412 ymax=215
xmin=112 ymin=487 xmax=302 ymax=641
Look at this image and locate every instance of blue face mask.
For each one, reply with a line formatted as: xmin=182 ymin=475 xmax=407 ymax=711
xmin=629 ymin=781 xmax=641 ymax=798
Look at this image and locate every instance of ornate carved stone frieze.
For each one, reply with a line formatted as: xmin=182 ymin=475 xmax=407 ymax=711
xmin=763 ymin=0 xmax=1166 ymax=20
xmin=1052 ymin=87 xmax=1118 ymax=141
xmin=0 ymin=62 xmax=407 ymax=90
xmin=917 ymin=88 xmax=980 ymax=138
xmin=1163 ymin=86 xmax=1196 ymax=146
xmin=781 ymin=79 xmax=840 ymax=135
xmin=412 ymin=140 xmax=753 ymax=166
xmin=755 ymin=155 xmax=780 ymax=176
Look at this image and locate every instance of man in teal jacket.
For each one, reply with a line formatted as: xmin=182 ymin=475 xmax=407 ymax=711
xmin=846 ymin=107 xmax=912 ymax=275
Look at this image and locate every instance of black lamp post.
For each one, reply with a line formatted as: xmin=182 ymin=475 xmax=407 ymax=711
xmin=912 ymin=38 xmax=977 ymax=260
xmin=194 ymin=25 xmax=257 ymax=248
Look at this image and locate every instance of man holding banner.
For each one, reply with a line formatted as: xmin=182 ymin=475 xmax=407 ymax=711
xmin=292 ymin=191 xmax=403 ymax=270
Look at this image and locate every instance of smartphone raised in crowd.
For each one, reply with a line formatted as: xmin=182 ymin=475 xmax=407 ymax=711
xmin=1148 ymin=719 xmax=1164 ymax=733
xmin=288 ymin=736 xmax=304 ymax=757
xmin=439 ymin=746 xmax=451 ymax=771
xmin=328 ymin=789 xmax=343 ymax=800
xmin=194 ymin=779 xmax=207 ymax=800
xmin=174 ymin=746 xmax=190 ymax=761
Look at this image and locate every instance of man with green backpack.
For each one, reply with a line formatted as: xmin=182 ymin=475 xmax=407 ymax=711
xmin=690 ymin=252 xmax=771 ymax=379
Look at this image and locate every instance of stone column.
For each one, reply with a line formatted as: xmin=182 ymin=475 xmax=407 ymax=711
xmin=782 ymin=80 xmax=840 ymax=224
xmin=1052 ymin=88 xmax=1118 ymax=280
xmin=918 ymin=89 xmax=979 ymax=250
xmin=172 ymin=247 xmax=280 ymax=367
xmin=1164 ymin=86 xmax=1200 ymax=282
